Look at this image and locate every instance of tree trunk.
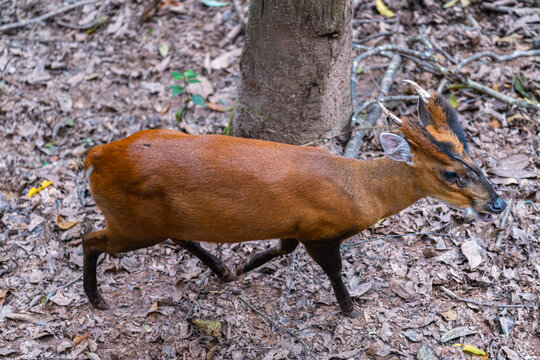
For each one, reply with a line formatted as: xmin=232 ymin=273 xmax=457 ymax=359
xmin=233 ymin=0 xmax=353 ymax=145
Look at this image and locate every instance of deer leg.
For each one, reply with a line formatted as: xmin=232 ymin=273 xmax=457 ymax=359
xmin=303 ymin=240 xmax=353 ymax=314
xmin=236 ymin=238 xmax=299 ymax=276
xmin=83 ymin=230 xmax=110 ymax=310
xmin=172 ymin=239 xmax=235 ymax=282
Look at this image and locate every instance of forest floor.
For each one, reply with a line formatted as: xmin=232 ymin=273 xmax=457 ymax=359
xmin=0 ymin=0 xmax=539 ymax=359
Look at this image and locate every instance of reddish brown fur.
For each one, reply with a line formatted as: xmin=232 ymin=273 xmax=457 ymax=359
xmin=83 ymin=113 xmax=501 ymax=313
xmin=85 ymin=130 xmax=420 ymax=247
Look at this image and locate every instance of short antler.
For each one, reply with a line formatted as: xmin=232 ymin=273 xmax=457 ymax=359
xmin=378 ymin=101 xmax=402 ymax=125
xmin=403 ymin=80 xmax=431 ymax=103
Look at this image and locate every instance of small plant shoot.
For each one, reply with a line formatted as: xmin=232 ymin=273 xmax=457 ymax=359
xmin=169 ymin=70 xmax=205 ymax=124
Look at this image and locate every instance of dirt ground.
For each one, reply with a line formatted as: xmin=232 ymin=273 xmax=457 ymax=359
xmin=0 ymin=1 xmax=539 ymax=359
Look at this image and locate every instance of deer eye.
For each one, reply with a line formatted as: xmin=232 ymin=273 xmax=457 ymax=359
xmin=443 ymin=171 xmax=458 ymax=182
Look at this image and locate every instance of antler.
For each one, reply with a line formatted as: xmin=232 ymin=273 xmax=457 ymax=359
xmin=403 ymin=80 xmax=431 ymax=103
xmin=378 ymin=101 xmax=402 ymax=125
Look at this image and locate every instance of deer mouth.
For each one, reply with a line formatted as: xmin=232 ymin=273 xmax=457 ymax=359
xmin=477 ymin=212 xmax=493 ymax=222
xmin=462 ymin=208 xmax=494 ymax=223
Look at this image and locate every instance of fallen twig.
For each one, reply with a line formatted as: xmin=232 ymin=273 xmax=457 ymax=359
xmin=439 ymin=286 xmax=536 ymax=309
xmin=434 ymin=45 xmax=457 ymax=65
xmin=405 ymin=35 xmax=434 ymax=58
xmin=344 ymin=54 xmax=401 ymax=158
xmin=495 ymin=199 xmax=513 ymax=249
xmin=455 ymin=49 xmax=540 ymax=72
xmin=353 ymin=18 xmax=398 ymax=25
xmin=353 ymin=43 xmax=436 ymax=63
xmin=239 ymin=296 xmax=316 ymax=359
xmin=43 ymin=274 xmax=83 ymax=305
xmin=353 ymin=30 xmax=397 ymax=45
xmin=296 ymin=263 xmax=330 ymax=294
xmin=0 ymin=0 xmax=101 ymax=33
xmin=57 ymin=15 xmax=107 ymax=30
xmin=342 ymin=232 xmax=461 ymax=248
xmin=467 ymin=79 xmax=540 ymax=112
xmin=184 ymin=272 xmax=209 ymax=320
xmin=278 ymin=252 xmax=296 ymax=317
xmin=437 ymin=78 xmax=448 ymax=94
xmin=355 ymin=95 xmax=418 ymax=117
xmin=400 ymin=54 xmax=450 ymax=76
xmin=482 ymin=3 xmax=540 ymax=16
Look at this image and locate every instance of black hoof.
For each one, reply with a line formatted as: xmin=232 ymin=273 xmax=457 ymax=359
xmin=343 ymin=311 xmax=359 ymax=318
xmin=220 ymin=269 xmax=237 ymax=282
xmin=89 ymin=293 xmax=110 ymax=310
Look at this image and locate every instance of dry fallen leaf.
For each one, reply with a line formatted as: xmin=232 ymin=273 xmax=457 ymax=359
xmin=0 ymin=289 xmax=9 ymax=307
xmin=146 ymin=301 xmax=159 ymax=322
xmin=441 ymin=327 xmax=477 ymax=343
xmin=72 ymin=333 xmax=90 ymax=349
xmin=489 ymin=154 xmax=537 ymax=179
xmin=461 ymin=239 xmax=483 ymax=270
xmin=205 ymin=100 xmax=226 ymax=112
xmin=55 ymin=214 xmax=78 ymax=230
xmin=440 ymin=309 xmax=458 ymax=321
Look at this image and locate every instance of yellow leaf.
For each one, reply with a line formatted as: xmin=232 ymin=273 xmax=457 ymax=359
xmin=453 ymin=343 xmax=488 ymax=358
xmin=375 ymin=0 xmax=395 ymax=18
xmin=445 ymin=93 xmax=458 ymax=108
xmin=28 ymin=180 xmax=52 ymax=198
xmin=443 ymin=0 xmax=458 ymax=8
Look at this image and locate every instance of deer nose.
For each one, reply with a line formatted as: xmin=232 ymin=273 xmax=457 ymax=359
xmin=487 ymin=197 xmax=506 ymax=214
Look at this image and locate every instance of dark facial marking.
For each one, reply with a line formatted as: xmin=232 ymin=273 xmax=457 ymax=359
xmin=432 ymin=94 xmax=469 ymax=153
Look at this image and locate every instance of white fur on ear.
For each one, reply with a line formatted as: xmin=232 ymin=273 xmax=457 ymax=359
xmin=380 ymin=133 xmax=413 ymax=165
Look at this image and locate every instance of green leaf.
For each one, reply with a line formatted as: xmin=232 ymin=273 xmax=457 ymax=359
xmin=356 ymin=65 xmax=363 ymax=74
xmin=171 ymin=71 xmax=184 ymax=81
xmin=169 ymin=85 xmax=185 ymax=97
xmin=191 ymin=94 xmax=206 ymax=106
xmin=63 ymin=117 xmax=75 ymax=127
xmin=188 ymin=79 xmax=201 ymax=84
xmin=446 ymin=83 xmax=467 ymax=90
xmin=175 ymin=108 xmax=184 ymax=123
xmin=201 ymin=0 xmax=229 ymax=7
xmin=83 ymin=137 xmax=94 ymax=146
xmin=443 ymin=0 xmax=458 ymax=8
xmin=513 ymin=76 xmax=531 ymax=99
xmin=159 ymin=43 xmax=170 ymax=57
xmin=445 ymin=93 xmax=458 ymax=108
xmin=460 ymin=0 xmax=470 ymax=7
xmin=183 ymin=69 xmax=198 ymax=79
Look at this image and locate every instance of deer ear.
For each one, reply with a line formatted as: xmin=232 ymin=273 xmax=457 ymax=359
xmin=380 ymin=133 xmax=413 ymax=165
xmin=417 ymin=99 xmax=432 ymax=127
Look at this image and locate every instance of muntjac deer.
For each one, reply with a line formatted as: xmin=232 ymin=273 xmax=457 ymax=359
xmin=83 ymin=81 xmax=506 ymax=314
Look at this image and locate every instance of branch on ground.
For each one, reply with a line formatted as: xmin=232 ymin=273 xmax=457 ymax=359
xmin=239 ymin=296 xmax=316 ymax=359
xmin=0 ymin=0 xmax=101 ymax=33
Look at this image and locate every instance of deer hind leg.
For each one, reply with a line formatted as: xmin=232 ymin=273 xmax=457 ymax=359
xmin=172 ymin=239 xmax=236 ymax=282
xmin=303 ymin=240 xmax=354 ymax=315
xmin=236 ymin=238 xmax=299 ymax=276
xmin=83 ymin=229 xmax=110 ymax=310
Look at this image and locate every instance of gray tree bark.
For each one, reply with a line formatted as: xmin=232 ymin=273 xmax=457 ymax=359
xmin=233 ymin=0 xmax=353 ymax=145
